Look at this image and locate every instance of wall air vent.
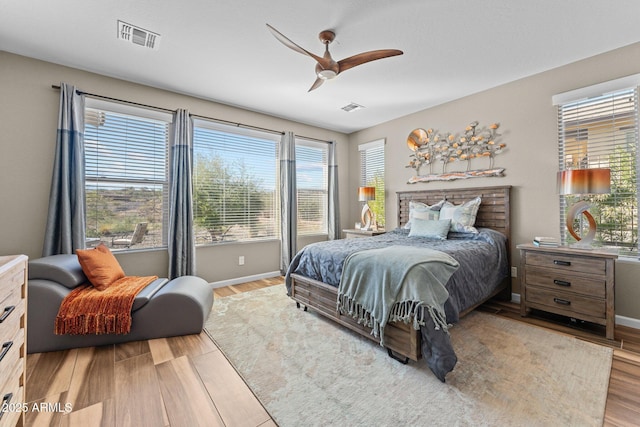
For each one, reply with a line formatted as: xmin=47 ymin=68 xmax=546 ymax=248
xmin=341 ymin=102 xmax=365 ymax=112
xmin=117 ymin=20 xmax=160 ymax=50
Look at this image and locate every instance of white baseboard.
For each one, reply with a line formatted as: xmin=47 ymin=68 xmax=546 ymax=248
xmin=210 ymin=271 xmax=282 ymax=289
xmin=510 ymin=293 xmax=640 ymax=330
xmin=615 ymin=314 xmax=640 ymax=330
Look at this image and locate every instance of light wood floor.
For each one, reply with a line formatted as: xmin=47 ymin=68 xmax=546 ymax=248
xmin=23 ymin=278 xmax=640 ymax=427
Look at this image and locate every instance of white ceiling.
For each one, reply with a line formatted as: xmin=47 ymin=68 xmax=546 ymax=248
xmin=2 ymin=0 xmax=640 ymax=134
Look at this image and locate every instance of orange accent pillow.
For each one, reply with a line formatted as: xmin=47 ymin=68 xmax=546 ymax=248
xmin=76 ymin=244 xmax=126 ymax=291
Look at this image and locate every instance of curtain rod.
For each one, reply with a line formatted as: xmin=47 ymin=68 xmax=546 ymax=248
xmin=52 ymin=84 xmax=282 ymax=135
xmin=51 ymin=84 xmax=174 ymax=114
xmin=295 ymin=134 xmax=333 ymax=144
xmin=189 ymin=113 xmax=284 ymax=136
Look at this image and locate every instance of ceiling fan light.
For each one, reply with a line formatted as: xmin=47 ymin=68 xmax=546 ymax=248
xmin=318 ymin=69 xmax=337 ymax=80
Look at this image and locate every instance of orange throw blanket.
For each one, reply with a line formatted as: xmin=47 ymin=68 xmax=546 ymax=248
xmin=55 ymin=275 xmax=158 ymax=335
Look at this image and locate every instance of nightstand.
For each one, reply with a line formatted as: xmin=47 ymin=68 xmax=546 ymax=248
xmin=517 ymin=243 xmax=617 ymax=339
xmin=342 ymin=229 xmax=386 ymax=239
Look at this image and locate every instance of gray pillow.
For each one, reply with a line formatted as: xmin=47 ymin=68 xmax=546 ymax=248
xmin=404 ymin=200 xmax=445 ymax=229
xmin=408 ymin=218 xmax=451 ymax=240
xmin=439 ymin=196 xmax=481 ymax=233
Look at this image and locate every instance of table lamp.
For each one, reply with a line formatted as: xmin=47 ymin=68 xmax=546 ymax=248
xmin=358 ymin=186 xmax=376 ymax=231
xmin=557 ymin=168 xmax=610 ymax=247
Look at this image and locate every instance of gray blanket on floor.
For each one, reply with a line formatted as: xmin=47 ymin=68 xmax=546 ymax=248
xmin=337 ymin=246 xmax=459 ymax=348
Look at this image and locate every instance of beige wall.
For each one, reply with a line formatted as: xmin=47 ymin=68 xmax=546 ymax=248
xmin=0 ymin=51 xmax=349 ymax=282
xmin=348 ymin=42 xmax=640 ymax=320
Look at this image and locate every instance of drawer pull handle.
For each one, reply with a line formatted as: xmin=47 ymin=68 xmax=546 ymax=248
xmin=0 ymin=393 xmax=13 ymax=420
xmin=553 ymin=298 xmax=571 ymax=306
xmin=554 ymin=260 xmax=571 ymax=267
xmin=553 ymin=279 xmax=571 ymax=287
xmin=0 ymin=341 xmax=13 ymax=363
xmin=0 ymin=305 xmax=15 ymax=323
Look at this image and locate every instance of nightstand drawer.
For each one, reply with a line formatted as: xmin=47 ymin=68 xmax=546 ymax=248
xmin=0 ymin=265 xmax=24 ymax=299
xmin=0 ymin=327 xmax=24 ymax=399
xmin=526 ymin=287 xmax=606 ymax=319
xmin=524 ymin=265 xmax=605 ymax=298
xmin=0 ymin=300 xmax=24 ymax=344
xmin=525 ymin=252 xmax=607 ymax=276
xmin=0 ymin=359 xmax=23 ymax=426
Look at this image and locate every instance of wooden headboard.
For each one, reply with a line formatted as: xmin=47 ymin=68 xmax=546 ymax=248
xmin=397 ymin=185 xmax=511 ymax=240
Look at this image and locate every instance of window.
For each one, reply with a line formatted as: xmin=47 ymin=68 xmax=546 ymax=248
xmin=84 ymin=99 xmax=171 ymax=250
xmin=192 ymin=120 xmax=279 ymax=244
xmin=296 ymin=138 xmax=329 ymax=235
xmin=555 ymin=79 xmax=639 ymax=255
xmin=359 ymin=139 xmax=385 ymax=229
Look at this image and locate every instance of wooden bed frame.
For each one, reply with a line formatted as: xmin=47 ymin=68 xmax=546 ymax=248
xmin=289 ymin=185 xmax=511 ymax=362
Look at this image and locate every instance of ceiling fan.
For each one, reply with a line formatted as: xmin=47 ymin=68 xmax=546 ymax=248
xmin=266 ymin=24 xmax=403 ymax=92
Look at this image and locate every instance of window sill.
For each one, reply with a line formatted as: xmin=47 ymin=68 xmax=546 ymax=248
xmin=615 ymin=255 xmax=640 ymax=264
xmin=111 ymin=246 xmax=167 ymax=254
xmin=196 ymin=238 xmax=280 ymax=248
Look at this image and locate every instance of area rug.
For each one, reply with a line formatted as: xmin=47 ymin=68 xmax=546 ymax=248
xmin=205 ymin=285 xmax=612 ymax=427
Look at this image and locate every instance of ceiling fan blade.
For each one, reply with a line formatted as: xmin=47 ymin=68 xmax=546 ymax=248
xmin=337 ymin=49 xmax=403 ymax=74
xmin=266 ymin=24 xmax=329 ymax=67
xmin=308 ymin=77 xmax=324 ymax=92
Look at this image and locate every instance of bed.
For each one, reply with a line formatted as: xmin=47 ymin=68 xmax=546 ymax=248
xmin=285 ymin=185 xmax=511 ymax=380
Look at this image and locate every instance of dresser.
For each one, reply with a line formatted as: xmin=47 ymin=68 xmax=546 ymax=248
xmin=342 ymin=229 xmax=386 ymax=239
xmin=0 ymin=255 xmax=27 ymax=426
xmin=518 ymin=244 xmax=616 ymax=339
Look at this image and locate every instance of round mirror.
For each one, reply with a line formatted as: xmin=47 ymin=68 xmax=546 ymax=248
xmin=407 ymin=128 xmax=428 ymax=151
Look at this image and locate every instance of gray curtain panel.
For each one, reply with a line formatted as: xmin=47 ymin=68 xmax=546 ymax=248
xmin=43 ymin=83 xmax=86 ymax=256
xmin=280 ymin=131 xmax=297 ymax=274
xmin=328 ymin=141 xmax=340 ymax=240
xmin=168 ymin=109 xmax=196 ymax=279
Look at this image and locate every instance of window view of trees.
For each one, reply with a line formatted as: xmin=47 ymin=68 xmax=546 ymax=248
xmin=85 ymin=185 xmax=164 ymax=248
xmin=296 ymin=140 xmax=328 ymax=235
xmin=594 ymin=140 xmax=637 ymax=251
xmin=192 ymin=123 xmax=279 ymax=245
xmin=297 ymin=188 xmax=327 ymax=232
xmin=192 ymin=153 xmax=276 ymax=243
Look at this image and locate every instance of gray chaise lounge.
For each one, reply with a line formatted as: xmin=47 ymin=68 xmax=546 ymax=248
xmin=27 ymin=254 xmax=214 ymax=353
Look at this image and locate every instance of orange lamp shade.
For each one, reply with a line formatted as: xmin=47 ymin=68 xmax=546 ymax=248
xmin=557 ymin=167 xmax=611 ymax=246
xmin=557 ymin=168 xmax=610 ymax=195
xmin=358 ymin=186 xmax=376 ymax=202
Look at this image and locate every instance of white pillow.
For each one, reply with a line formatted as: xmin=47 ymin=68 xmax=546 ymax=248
xmin=404 ymin=200 xmax=445 ymax=229
xmin=439 ymin=196 xmax=481 ymax=233
xmin=408 ymin=218 xmax=451 ymax=240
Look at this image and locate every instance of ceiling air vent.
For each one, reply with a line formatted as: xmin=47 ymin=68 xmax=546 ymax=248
xmin=341 ymin=102 xmax=365 ymax=113
xmin=117 ymin=20 xmax=160 ymax=50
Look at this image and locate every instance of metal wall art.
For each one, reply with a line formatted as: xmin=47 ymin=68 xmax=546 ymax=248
xmin=406 ymin=121 xmax=506 ymax=184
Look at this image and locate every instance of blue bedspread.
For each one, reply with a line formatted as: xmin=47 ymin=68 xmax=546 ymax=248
xmin=286 ymin=227 xmax=509 ymax=324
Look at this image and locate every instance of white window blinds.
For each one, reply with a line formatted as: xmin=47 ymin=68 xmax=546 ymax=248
xmin=84 ymin=99 xmax=170 ymax=250
xmin=556 ymin=86 xmax=639 ymax=253
xmin=359 ymin=139 xmax=385 ymax=228
xmin=296 ymin=138 xmax=329 ymax=235
xmin=192 ymin=119 xmax=280 ymax=244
